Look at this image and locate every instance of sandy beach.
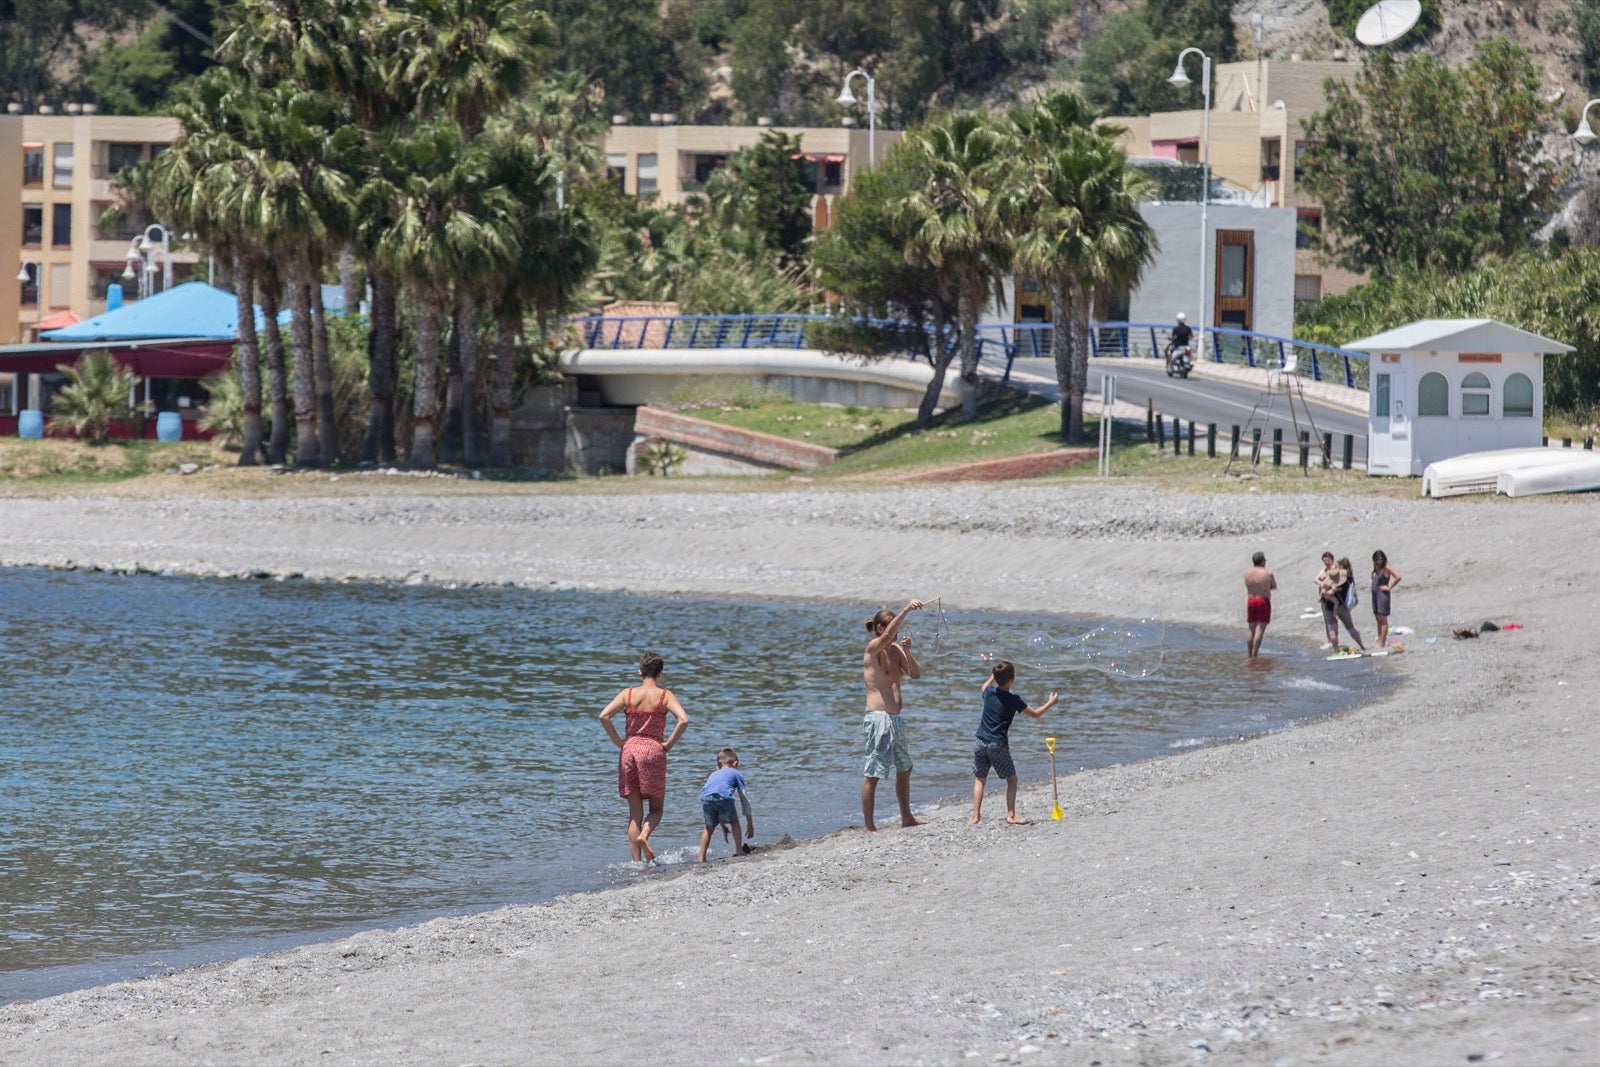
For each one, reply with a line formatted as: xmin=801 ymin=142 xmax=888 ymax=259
xmin=0 ymin=477 xmax=1595 ymax=1065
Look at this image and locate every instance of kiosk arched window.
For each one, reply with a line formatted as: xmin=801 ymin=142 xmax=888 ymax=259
xmin=1418 ymin=372 xmax=1449 ymax=416
xmin=1461 ymin=372 xmax=1491 ymax=416
xmin=1503 ymin=373 xmax=1534 ymax=418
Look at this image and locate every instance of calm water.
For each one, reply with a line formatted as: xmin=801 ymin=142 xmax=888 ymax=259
xmin=0 ymin=567 xmax=1389 ymax=1001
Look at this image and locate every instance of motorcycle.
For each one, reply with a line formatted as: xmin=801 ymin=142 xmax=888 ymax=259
xmin=1164 ymin=342 xmax=1194 ymax=379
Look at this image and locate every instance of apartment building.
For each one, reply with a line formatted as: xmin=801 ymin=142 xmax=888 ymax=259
xmin=1116 ymin=55 xmax=1368 ymax=315
xmin=5 ymin=110 xmax=200 ymax=345
xmin=601 ymin=119 xmax=899 ymax=230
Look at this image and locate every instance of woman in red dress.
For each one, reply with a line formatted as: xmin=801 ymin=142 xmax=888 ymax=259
xmin=599 ymin=650 xmax=689 ymax=863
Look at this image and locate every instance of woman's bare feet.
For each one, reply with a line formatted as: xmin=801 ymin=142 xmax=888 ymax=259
xmin=1006 ymin=814 xmax=1031 ymax=825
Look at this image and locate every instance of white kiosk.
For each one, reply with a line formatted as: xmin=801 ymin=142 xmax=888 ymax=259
xmin=1342 ymin=319 xmax=1573 ymax=477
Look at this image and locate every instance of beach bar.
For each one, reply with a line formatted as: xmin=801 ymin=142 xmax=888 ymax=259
xmin=1342 ymin=318 xmax=1573 ymax=477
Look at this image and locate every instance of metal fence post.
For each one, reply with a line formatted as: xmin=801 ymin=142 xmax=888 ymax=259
xmin=1156 ymin=414 xmax=1165 ymax=449
xmin=1272 ymin=428 xmax=1283 ymax=467
xmin=1299 ymin=430 xmax=1310 ymax=471
xmin=1207 ymin=423 xmax=1217 ymax=458
xmin=1342 ymin=434 xmax=1353 ymax=470
xmin=1322 ymin=431 xmax=1333 ymax=469
xmin=1187 ymin=421 xmax=1196 ymax=456
xmin=1231 ymin=424 xmax=1241 ymax=459
xmin=1147 ymin=399 xmax=1155 ymax=441
xmin=1251 ymin=427 xmax=1262 ymax=465
xmin=1172 ymin=417 xmax=1182 ymax=455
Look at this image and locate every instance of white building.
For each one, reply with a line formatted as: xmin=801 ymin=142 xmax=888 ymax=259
xmin=1344 ymin=319 xmax=1573 ymax=477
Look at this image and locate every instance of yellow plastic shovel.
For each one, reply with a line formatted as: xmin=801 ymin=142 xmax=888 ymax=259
xmin=1045 ymin=737 xmax=1063 ymax=820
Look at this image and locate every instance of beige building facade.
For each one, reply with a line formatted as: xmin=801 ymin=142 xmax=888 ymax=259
xmin=600 ymin=121 xmax=899 ymax=231
xmin=1116 ymin=56 xmax=1368 ymax=314
xmin=5 ymin=111 xmax=200 ymax=345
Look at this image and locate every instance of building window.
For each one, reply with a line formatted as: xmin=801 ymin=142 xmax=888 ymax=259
xmin=1219 ymin=243 xmax=1248 ymax=298
xmin=1293 ymin=274 xmax=1321 ymax=305
xmin=604 ymin=153 xmax=627 ymax=190
xmin=1504 ymin=372 xmax=1534 ymax=418
xmin=49 ymin=262 xmax=72 ymax=308
xmin=1296 ymin=209 xmax=1321 ymax=250
xmin=23 ymin=143 xmax=45 ymax=186
xmin=1293 ymin=142 xmax=1312 ymax=181
xmin=51 ymin=203 xmax=72 ymax=247
xmin=1461 ymin=371 xmax=1491 ymax=417
xmin=52 ymin=143 xmax=74 ymax=189
xmin=636 ymin=153 xmax=658 ymax=195
xmin=823 ymin=160 xmax=843 ymax=189
xmin=19 ymin=266 xmax=39 ymax=307
xmin=23 ymin=204 xmax=43 ymax=246
xmin=1374 ymin=372 xmax=1390 ymax=417
xmin=107 ymin=143 xmax=144 ymax=175
xmin=1418 ymin=372 xmax=1449 ymax=416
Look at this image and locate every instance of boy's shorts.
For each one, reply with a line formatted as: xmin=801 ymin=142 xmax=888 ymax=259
xmin=861 ymin=710 xmax=912 ymax=779
xmin=972 ymin=740 xmax=1016 ymax=780
xmin=702 ymin=795 xmax=738 ymax=829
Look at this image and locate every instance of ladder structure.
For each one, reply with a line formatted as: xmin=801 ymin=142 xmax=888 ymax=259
xmin=1226 ymin=355 xmax=1329 ymax=473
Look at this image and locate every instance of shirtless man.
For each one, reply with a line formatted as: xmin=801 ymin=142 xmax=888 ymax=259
xmin=1244 ymin=551 xmax=1277 ymax=658
xmin=861 ymin=598 xmax=924 ymax=831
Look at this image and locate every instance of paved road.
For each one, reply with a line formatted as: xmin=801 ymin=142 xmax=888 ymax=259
xmin=1006 ymin=356 xmax=1370 ymax=466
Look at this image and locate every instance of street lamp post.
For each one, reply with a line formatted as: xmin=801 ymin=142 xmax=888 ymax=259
xmin=122 ymin=223 xmax=173 ymax=299
xmin=837 ymin=68 xmax=876 ymax=170
xmin=1169 ymin=47 xmax=1212 ymax=367
xmin=1573 ymin=98 xmax=1600 ymax=144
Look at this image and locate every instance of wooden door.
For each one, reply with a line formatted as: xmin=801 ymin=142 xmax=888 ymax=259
xmin=1213 ymin=229 xmax=1253 ymax=330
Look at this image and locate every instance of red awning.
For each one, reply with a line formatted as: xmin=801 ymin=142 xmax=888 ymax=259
xmin=792 ymin=153 xmax=847 ymax=163
xmin=33 ymin=310 xmax=80 ymax=331
xmin=0 ymin=339 xmax=234 ymax=377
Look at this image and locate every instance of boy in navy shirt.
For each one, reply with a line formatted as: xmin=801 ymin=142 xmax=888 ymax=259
xmin=697 ymin=748 xmax=755 ymax=862
xmin=971 ymin=661 xmax=1058 ymax=825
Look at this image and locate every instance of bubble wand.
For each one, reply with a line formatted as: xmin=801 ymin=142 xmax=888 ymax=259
xmin=1045 ymin=736 xmax=1063 ymax=821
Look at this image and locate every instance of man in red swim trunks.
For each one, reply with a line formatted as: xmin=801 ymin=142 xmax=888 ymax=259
xmin=1244 ymin=550 xmax=1277 ymax=658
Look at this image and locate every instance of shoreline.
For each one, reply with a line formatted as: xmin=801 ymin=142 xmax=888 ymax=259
xmin=1 ymin=481 xmax=1596 ymax=1065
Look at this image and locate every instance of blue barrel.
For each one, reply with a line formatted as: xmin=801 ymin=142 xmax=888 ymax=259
xmin=156 ymin=411 xmax=183 ymax=442
xmin=18 ymin=409 xmax=43 ymax=439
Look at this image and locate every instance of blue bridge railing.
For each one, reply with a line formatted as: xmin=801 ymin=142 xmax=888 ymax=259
xmin=570 ymin=314 xmax=1371 ymax=391
xmin=976 ymin=321 xmax=1370 ymax=390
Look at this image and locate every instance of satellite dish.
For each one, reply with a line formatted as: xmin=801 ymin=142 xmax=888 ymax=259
xmin=1355 ymin=0 xmax=1422 ymax=46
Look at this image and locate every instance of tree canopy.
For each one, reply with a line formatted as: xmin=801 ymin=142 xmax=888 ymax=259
xmin=1297 ymin=39 xmax=1560 ymax=276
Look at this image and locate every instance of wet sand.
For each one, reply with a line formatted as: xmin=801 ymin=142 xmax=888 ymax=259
xmin=0 ymin=480 xmax=1595 ymax=1065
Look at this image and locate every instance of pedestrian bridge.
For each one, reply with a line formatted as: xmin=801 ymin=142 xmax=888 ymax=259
xmin=563 ymin=314 xmax=1371 ymax=408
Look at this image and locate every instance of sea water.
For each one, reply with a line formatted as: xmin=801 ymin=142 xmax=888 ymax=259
xmin=0 ymin=567 xmax=1389 ymax=1001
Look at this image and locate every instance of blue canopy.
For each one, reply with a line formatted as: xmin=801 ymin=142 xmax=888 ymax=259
xmin=41 ymin=281 xmax=245 ymax=342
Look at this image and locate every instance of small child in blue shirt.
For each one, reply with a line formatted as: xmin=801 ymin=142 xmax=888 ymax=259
xmin=697 ymin=748 xmax=755 ymax=862
xmin=972 ymin=660 xmax=1057 ymax=825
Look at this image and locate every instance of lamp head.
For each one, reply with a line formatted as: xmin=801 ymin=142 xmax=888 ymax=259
xmin=1575 ymin=119 xmax=1598 ymax=146
xmin=1168 ymin=62 xmax=1192 ymax=88
xmin=122 ymin=258 xmax=138 ymax=280
xmin=836 ymin=84 xmax=857 ymax=106
xmin=15 ymin=264 xmax=29 ymax=283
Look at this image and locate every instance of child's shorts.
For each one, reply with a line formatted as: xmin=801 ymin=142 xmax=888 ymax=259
xmin=702 ymin=795 xmax=738 ymax=829
xmin=972 ymin=740 xmax=1016 ymax=780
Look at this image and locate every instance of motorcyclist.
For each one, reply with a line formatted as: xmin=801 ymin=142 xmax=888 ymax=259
xmin=1165 ymin=313 xmax=1194 ymax=374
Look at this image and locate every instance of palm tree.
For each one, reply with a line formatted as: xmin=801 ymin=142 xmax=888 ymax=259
xmin=47 ymin=355 xmax=137 ymax=443
xmin=894 ymin=111 xmax=1012 ymax=420
xmin=148 ymin=68 xmax=271 ymax=465
xmin=1006 ymin=92 xmax=1157 ymax=442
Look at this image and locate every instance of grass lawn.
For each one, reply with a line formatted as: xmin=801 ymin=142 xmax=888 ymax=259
xmin=0 ymin=438 xmax=234 ymax=483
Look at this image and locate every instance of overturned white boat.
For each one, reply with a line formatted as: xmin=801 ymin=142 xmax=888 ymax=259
xmin=1497 ymin=452 xmax=1600 ymax=497
xmin=1423 ymin=447 xmax=1600 ymax=498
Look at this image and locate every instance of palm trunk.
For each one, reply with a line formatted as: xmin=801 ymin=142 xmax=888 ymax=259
xmin=456 ymin=286 xmax=482 ymax=466
xmin=338 ymin=246 xmax=364 ymax=321
xmin=260 ymin=270 xmax=289 ymax=465
xmin=361 ymin=272 xmax=398 ymax=466
xmin=288 ymin=255 xmax=319 ymax=466
xmin=233 ymin=253 xmax=265 ymax=465
xmin=1050 ymin=278 xmax=1074 ymax=442
xmin=957 ymin=277 xmax=981 ymax=420
xmin=489 ymin=321 xmax=516 ymax=467
xmin=1066 ymin=283 xmax=1093 ymax=443
xmin=312 ymin=274 xmax=337 ymax=465
xmin=410 ymin=291 xmax=442 ymax=469
xmin=441 ymin=294 xmax=465 ymax=465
